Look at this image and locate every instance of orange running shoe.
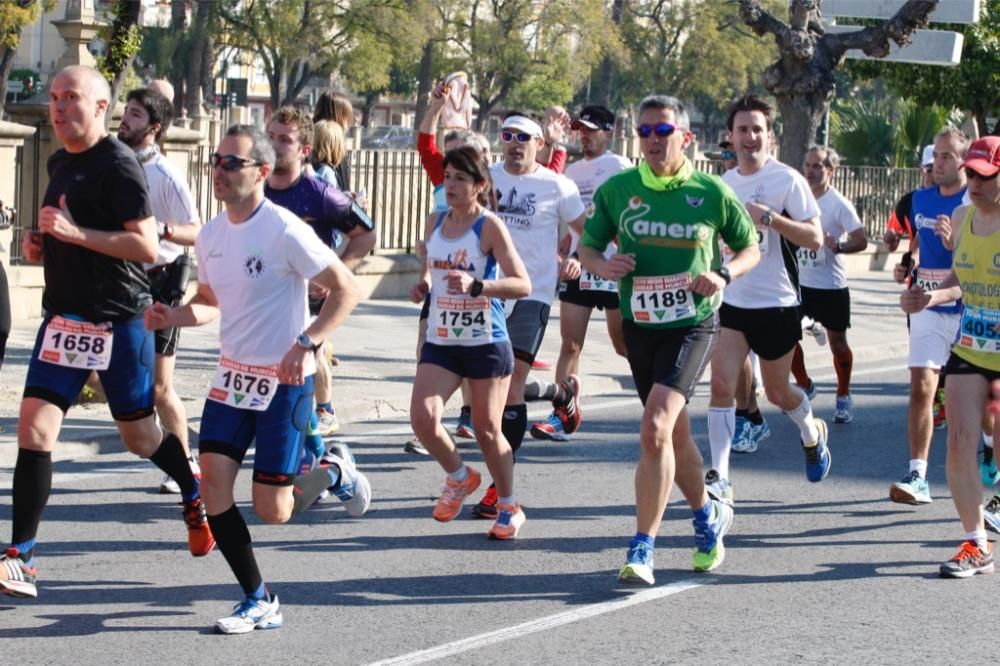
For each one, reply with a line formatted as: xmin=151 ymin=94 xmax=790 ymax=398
xmin=183 ymin=497 xmax=216 ymax=557
xmin=471 ymin=483 xmax=499 ymax=519
xmin=432 ymin=467 xmax=482 ymax=522
xmin=488 ymin=502 xmax=526 ymax=540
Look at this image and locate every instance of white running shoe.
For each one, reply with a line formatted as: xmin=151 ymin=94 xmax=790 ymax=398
xmin=325 ymin=452 xmax=371 ymax=517
xmin=215 ymin=594 xmax=283 ymax=634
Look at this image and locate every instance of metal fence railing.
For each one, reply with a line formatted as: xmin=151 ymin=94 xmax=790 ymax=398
xmin=8 ymin=139 xmax=923 ymax=262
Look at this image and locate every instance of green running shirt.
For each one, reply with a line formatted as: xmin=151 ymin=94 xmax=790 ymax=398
xmin=581 ymin=166 xmax=757 ymax=329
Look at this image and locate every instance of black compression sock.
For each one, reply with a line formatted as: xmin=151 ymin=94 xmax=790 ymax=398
xmin=736 ymin=408 xmax=750 ymax=419
xmin=747 ymin=409 xmax=764 ymax=426
xmin=12 ymin=449 xmax=52 ymax=553
xmin=149 ymin=431 xmax=198 ymax=500
xmin=502 ymin=404 xmax=528 ymax=459
xmin=207 ymin=504 xmax=263 ymax=597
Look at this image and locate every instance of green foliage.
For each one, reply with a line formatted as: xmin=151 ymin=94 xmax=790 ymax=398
xmin=831 ymin=98 xmax=964 ymax=167
xmin=844 ymin=0 xmax=1000 ymax=132
xmin=0 ymin=0 xmax=54 ymax=50
xmin=607 ymin=0 xmax=780 ymax=112
xmin=97 ymin=0 xmax=143 ymax=84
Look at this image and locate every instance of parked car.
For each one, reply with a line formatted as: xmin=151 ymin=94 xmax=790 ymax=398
xmin=361 ymin=125 xmax=416 ymax=150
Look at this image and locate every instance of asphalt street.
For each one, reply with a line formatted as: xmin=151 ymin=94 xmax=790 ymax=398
xmin=0 ymin=270 xmax=995 ymax=664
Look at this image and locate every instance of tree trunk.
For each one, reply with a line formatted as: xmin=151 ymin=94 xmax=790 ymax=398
xmin=105 ymin=0 xmax=143 ymax=129
xmin=186 ymin=0 xmax=211 ymax=118
xmin=413 ymin=40 xmax=434 ymax=130
xmin=168 ymin=0 xmax=188 ymax=118
xmin=775 ymin=93 xmax=825 ymax=168
xmin=361 ymin=93 xmax=380 ymax=128
xmin=591 ymin=0 xmax=624 ymax=108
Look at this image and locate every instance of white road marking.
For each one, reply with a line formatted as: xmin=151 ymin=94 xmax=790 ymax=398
xmin=365 ymin=579 xmax=704 ymax=666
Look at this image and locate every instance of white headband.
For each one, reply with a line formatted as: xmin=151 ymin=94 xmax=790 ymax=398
xmin=501 ymin=115 xmax=543 ymax=139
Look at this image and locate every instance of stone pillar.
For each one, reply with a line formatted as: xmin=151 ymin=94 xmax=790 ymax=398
xmin=51 ymin=0 xmax=108 ymax=72
xmin=0 ymin=121 xmax=44 ymax=319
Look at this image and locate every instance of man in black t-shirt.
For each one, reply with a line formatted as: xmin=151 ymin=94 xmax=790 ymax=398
xmin=0 ymin=66 xmax=213 ymax=600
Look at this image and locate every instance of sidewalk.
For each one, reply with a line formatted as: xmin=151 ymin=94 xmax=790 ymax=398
xmin=0 ymin=267 xmax=911 ymax=467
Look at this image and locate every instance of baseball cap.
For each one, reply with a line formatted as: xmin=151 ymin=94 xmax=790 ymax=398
xmin=501 ymin=115 xmax=543 ymax=138
xmin=921 ymin=144 xmax=934 ymax=168
xmin=571 ymin=105 xmax=615 ymax=131
xmin=962 ymin=135 xmax=1000 ymax=177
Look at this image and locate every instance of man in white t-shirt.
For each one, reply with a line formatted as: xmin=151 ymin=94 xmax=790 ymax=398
xmin=118 ymin=87 xmax=203 ymax=494
xmin=791 ymin=146 xmax=868 ymax=424
xmin=144 ymin=124 xmax=364 ymax=634
xmin=531 ymin=105 xmax=632 ymax=442
xmin=468 ymin=112 xmax=587 ymax=519
xmin=706 ymin=95 xmax=830 ymax=505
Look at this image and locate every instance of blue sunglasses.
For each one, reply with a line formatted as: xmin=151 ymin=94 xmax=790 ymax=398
xmin=636 ymin=123 xmax=676 ymax=139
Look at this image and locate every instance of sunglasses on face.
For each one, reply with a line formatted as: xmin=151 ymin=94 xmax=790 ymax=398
xmin=500 ymin=130 xmax=535 ymax=144
xmin=721 ymin=150 xmax=736 ymax=161
xmin=636 ymin=123 xmax=676 ymax=139
xmin=965 ymin=167 xmax=1000 ymax=182
xmin=210 ymin=153 xmax=263 ymax=172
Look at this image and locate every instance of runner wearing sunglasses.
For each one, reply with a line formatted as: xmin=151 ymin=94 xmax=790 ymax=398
xmin=468 ymin=113 xmax=588 ymax=519
xmin=579 ymin=94 xmax=759 ymax=584
xmin=532 ymin=105 xmax=632 ymax=442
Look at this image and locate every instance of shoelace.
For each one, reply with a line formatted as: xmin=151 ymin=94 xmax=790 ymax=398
xmin=441 ymin=481 xmax=470 ymax=504
xmin=233 ymin=597 xmax=265 ymax=619
xmin=183 ymin=500 xmax=206 ymax=528
xmin=953 ymin=541 xmax=984 ymax=563
xmin=901 ymin=471 xmax=920 ymax=485
xmin=804 ymin=445 xmax=825 ymax=465
xmin=626 ymin=543 xmax=652 ymax=565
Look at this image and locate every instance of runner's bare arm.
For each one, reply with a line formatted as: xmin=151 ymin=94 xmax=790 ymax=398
xmin=39 ymin=195 xmax=158 ymax=263
xmin=747 ymin=202 xmax=823 ymax=251
xmin=145 ymin=281 xmax=220 ymax=330
xmin=303 ymin=256 xmax=364 ymax=344
xmin=474 ymin=214 xmax=531 ymax=299
xmin=337 ymin=225 xmax=377 ymax=271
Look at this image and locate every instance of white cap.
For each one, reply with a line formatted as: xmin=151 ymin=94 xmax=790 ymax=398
xmin=501 ymin=115 xmax=543 ymax=139
xmin=921 ymin=144 xmax=934 ymax=167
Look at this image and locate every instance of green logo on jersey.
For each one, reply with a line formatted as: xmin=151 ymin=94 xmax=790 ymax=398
xmin=452 ymin=328 xmax=464 ymax=337
xmin=66 ymin=353 xmax=78 ymax=364
xmin=978 ymin=338 xmax=989 ymax=349
xmin=654 ymin=310 xmax=666 ymax=320
xmin=234 ymin=394 xmax=245 ymax=405
xmin=619 ymin=197 xmax=711 ymax=244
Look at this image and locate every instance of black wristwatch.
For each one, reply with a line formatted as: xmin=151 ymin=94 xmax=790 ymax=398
xmin=759 ymin=210 xmax=773 ymax=227
xmin=470 ymin=279 xmax=484 ymax=297
xmin=714 ymin=266 xmax=732 ymax=285
xmin=296 ymin=333 xmax=320 ymax=352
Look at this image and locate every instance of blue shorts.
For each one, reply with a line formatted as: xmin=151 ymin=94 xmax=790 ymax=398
xmin=198 ymin=376 xmax=314 ymax=486
xmin=24 ymin=314 xmax=155 ymax=421
xmin=420 ymin=341 xmax=514 ymax=379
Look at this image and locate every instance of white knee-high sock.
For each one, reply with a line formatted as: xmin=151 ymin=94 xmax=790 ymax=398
xmin=785 ymin=392 xmax=820 ymax=444
xmin=708 ymin=407 xmax=735 ymax=479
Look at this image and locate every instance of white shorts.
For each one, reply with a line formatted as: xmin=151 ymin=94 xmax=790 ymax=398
xmin=908 ymin=309 xmax=961 ymax=370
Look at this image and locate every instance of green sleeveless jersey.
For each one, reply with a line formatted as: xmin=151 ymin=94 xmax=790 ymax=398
xmin=581 ymin=166 xmax=756 ymax=329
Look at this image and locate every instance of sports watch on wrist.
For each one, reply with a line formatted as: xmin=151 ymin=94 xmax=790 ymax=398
xmin=759 ymin=210 xmax=773 ymax=227
xmin=296 ymin=333 xmax=320 ymax=352
xmin=714 ymin=266 xmax=732 ymax=285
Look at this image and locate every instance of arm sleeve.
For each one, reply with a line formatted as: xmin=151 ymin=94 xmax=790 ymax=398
xmin=546 ymin=148 xmax=567 ymax=175
xmin=557 ymin=177 xmax=586 ymax=223
xmin=718 ymin=183 xmax=757 ymax=253
xmin=284 ymin=218 xmax=340 ymax=281
xmin=782 ymin=172 xmax=821 ymax=221
xmin=417 ymin=132 xmax=446 ymax=186
xmin=110 ymin=156 xmax=154 ymax=227
xmin=580 ymin=184 xmax=615 ymax=252
xmin=322 ymin=184 xmax=374 ymax=233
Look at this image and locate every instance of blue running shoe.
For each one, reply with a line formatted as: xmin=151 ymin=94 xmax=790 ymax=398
xmin=215 ymin=594 xmax=283 ymax=634
xmin=618 ymin=542 xmax=655 ymax=586
xmin=455 ymin=407 xmax=475 ymax=439
xmin=833 ymin=394 xmax=854 ymax=424
xmin=889 ymin=470 xmax=932 ymax=505
xmin=731 ymin=415 xmax=749 ymax=451
xmin=803 ymin=419 xmax=831 ymax=482
xmin=530 ymin=411 xmax=570 ymax=442
xmin=692 ymin=499 xmax=734 ymax=572
xmin=982 ymin=447 xmax=1000 ymax=487
xmin=740 ymin=419 xmax=771 ymax=454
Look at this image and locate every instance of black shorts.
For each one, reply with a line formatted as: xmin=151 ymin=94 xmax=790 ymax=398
xmin=148 ymin=265 xmax=181 ymax=356
xmin=944 ymin=352 xmax=1000 ymax=383
xmin=623 ymin=313 xmax=719 ymax=404
xmin=420 ymin=341 xmax=514 ymax=379
xmin=799 ymin=286 xmax=850 ymax=332
xmin=505 ymin=300 xmax=550 ymax=364
xmin=559 ymin=275 xmax=620 ymax=311
xmin=719 ymin=303 xmax=801 ymax=361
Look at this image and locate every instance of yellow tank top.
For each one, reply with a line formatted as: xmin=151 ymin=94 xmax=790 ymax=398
xmin=953 ymin=207 xmax=1000 ymax=371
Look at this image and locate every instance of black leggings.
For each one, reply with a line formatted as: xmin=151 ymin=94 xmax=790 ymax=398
xmin=0 ymin=261 xmax=9 ymax=369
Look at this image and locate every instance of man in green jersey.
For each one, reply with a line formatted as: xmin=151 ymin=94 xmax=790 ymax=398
xmin=579 ymin=95 xmax=759 ymax=585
